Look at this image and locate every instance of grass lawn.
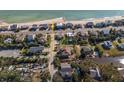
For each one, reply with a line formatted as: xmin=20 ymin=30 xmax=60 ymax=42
xmin=108 ymin=48 xmax=124 ymax=57
xmin=112 ymin=41 xmax=119 ymax=47
xmin=107 ymin=39 xmax=124 ymax=56
xmin=95 ymin=44 xmax=104 ymax=51
xmin=120 ymin=38 xmax=124 ymax=43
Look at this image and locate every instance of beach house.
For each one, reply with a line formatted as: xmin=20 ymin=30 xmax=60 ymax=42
xmin=9 ymin=24 xmax=18 ymax=31
xmin=19 ymin=25 xmax=29 ymax=30
xmin=60 ymin=63 xmax=73 ymax=81
xmin=102 ymin=41 xmax=112 ymax=49
xmin=104 ymin=20 xmax=112 ymax=26
xmin=55 ymin=23 xmax=65 ymax=30
xmin=113 ymin=20 xmax=123 ymax=26
xmin=85 ymin=22 xmax=94 ymax=28
xmin=95 ymin=22 xmax=106 ymax=28
xmin=74 ymin=24 xmax=82 ymax=29
xmin=65 ymin=23 xmax=73 ymax=29
xmin=39 ymin=24 xmax=48 ymax=31
xmin=29 ymin=24 xmax=38 ymax=31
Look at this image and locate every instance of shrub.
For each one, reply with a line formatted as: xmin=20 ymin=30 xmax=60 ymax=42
xmin=95 ymin=44 xmax=104 ymax=57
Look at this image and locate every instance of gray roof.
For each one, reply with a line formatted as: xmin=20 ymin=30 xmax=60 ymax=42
xmin=101 ymin=29 xmax=110 ymax=35
xmin=80 ymin=46 xmax=92 ymax=52
xmin=29 ymin=46 xmax=44 ymax=53
xmin=60 ymin=63 xmax=72 ymax=77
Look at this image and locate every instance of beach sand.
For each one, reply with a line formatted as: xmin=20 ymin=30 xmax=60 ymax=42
xmin=0 ymin=21 xmax=9 ymax=26
xmin=1 ymin=16 xmax=124 ymax=27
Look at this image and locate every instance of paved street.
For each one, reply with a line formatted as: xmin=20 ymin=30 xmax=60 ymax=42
xmin=48 ymin=31 xmax=57 ymax=81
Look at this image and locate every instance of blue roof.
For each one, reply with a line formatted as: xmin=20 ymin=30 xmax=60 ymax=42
xmin=103 ymin=41 xmax=112 ymax=47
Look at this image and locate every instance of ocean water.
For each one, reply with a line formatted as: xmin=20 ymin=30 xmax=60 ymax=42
xmin=1 ymin=10 xmax=124 ymax=23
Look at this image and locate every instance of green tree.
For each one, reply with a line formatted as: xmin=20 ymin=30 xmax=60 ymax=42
xmin=54 ymin=57 xmax=61 ymax=69
xmin=100 ymin=63 xmax=124 ymax=82
xmin=95 ymin=45 xmax=104 ymax=57
xmin=41 ymin=70 xmax=51 ymax=82
xmin=0 ymin=71 xmax=21 ymax=82
xmin=20 ymin=48 xmax=29 ymax=56
xmin=52 ymin=72 xmax=64 ymax=82
xmin=72 ymin=71 xmax=79 ymax=82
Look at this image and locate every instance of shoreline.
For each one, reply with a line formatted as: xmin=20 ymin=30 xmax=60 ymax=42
xmin=1 ymin=15 xmax=124 ymax=26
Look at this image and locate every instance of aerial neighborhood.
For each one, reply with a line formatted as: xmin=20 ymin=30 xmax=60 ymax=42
xmin=0 ymin=17 xmax=124 ymax=82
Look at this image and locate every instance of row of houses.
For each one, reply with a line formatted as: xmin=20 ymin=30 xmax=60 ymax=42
xmin=85 ymin=20 xmax=112 ymax=28
xmin=85 ymin=19 xmax=124 ymax=28
xmin=1 ymin=18 xmax=124 ymax=32
xmin=3 ymin=28 xmax=115 ymax=46
xmin=0 ymin=24 xmax=28 ymax=31
xmin=54 ymin=28 xmax=112 ymax=42
xmin=0 ymin=33 xmax=46 ymax=55
xmin=0 ymin=23 xmax=80 ymax=32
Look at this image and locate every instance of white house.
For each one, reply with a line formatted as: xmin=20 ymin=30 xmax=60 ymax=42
xmin=66 ymin=32 xmax=74 ymax=37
